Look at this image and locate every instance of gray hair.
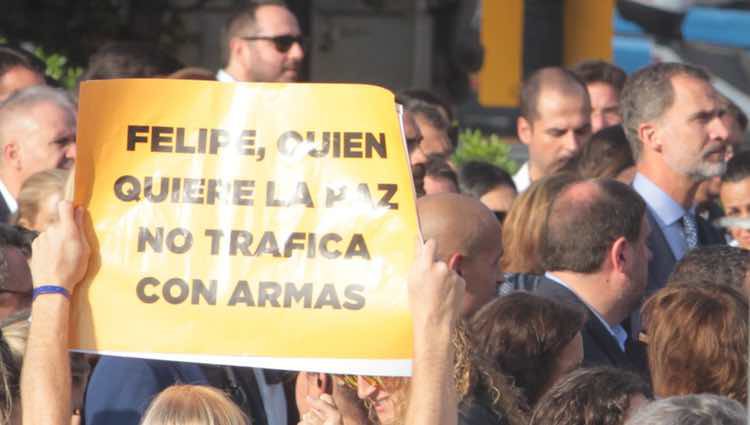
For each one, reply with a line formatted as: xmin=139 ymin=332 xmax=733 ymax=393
xmin=620 ymin=62 xmax=710 ymax=159
xmin=0 ymin=85 xmax=76 ymax=146
xmin=625 ymin=394 xmax=746 ymax=425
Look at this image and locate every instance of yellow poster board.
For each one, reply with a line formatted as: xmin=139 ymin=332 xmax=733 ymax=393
xmin=72 ymin=80 xmax=418 ymax=376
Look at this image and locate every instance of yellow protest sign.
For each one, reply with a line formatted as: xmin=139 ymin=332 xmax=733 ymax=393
xmin=72 ymin=80 xmax=417 ymax=375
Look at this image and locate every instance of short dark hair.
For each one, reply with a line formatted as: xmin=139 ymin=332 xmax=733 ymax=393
xmin=470 ymin=292 xmax=585 ymax=406
xmin=0 ymin=46 xmax=44 ymax=77
xmin=541 ymin=179 xmax=646 ymax=273
xmin=530 ymin=367 xmax=650 ymax=425
xmin=224 ymin=0 xmax=290 ymax=58
xmin=561 ymin=125 xmax=634 ymax=179
xmin=669 ymin=246 xmax=750 ymax=294
xmin=519 ymin=67 xmax=589 ymax=122
xmin=398 ymin=89 xmax=457 ymax=149
xmin=459 ymin=161 xmax=516 ymax=198
xmin=0 ymin=225 xmax=36 ymax=292
xmin=620 ymin=62 xmax=710 ymax=159
xmin=424 ymin=154 xmax=458 ymax=189
xmin=79 ymin=42 xmax=182 ymax=81
xmin=571 ymin=60 xmax=627 ymax=93
xmin=721 ymin=150 xmax=750 ymax=183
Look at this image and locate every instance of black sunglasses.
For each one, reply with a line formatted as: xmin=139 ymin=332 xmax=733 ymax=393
xmin=240 ymin=35 xmax=306 ymax=53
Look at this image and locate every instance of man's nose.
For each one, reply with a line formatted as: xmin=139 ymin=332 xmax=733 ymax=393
xmin=287 ymin=41 xmax=304 ymax=61
xmin=712 ymin=116 xmax=730 ymax=142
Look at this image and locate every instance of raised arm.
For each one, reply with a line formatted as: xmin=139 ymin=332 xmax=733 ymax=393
xmin=405 ymin=239 xmax=464 ymax=425
xmin=21 ymin=201 xmax=91 ymax=425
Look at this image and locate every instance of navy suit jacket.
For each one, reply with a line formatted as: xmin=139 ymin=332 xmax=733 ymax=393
xmin=643 ymin=208 xmax=726 ymax=297
xmin=84 ymin=357 xmax=208 ymax=425
xmin=532 ymin=277 xmax=640 ymax=371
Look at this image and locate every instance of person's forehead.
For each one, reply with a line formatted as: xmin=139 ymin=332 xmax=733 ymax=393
xmin=587 ymin=82 xmax=619 ymax=101
xmin=28 ymin=101 xmax=75 ymax=131
xmin=668 ymin=75 xmax=719 ymax=110
xmin=534 ymin=88 xmax=588 ymax=126
xmin=720 ymin=178 xmax=750 ymax=202
xmin=254 ymin=4 xmax=301 ymax=35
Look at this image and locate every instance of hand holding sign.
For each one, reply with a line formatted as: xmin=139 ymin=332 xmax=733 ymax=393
xmin=72 ymin=80 xmax=418 ymax=375
xmin=30 ymin=201 xmax=91 ymax=292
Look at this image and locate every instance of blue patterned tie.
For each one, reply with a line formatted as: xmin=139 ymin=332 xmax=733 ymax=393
xmin=682 ymin=213 xmax=699 ymax=250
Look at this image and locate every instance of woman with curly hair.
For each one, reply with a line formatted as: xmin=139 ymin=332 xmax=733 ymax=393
xmin=343 ymin=323 xmax=527 ymax=425
xmin=469 ymin=292 xmax=585 ymax=407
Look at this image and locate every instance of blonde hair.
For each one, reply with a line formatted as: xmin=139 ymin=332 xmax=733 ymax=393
xmin=140 ymin=385 xmax=249 ymax=425
xmin=15 ymin=169 xmax=67 ymax=229
xmin=500 ymin=173 xmax=578 ymax=273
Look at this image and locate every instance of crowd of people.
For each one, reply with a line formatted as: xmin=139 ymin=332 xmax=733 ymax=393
xmin=0 ymin=0 xmax=748 ymax=425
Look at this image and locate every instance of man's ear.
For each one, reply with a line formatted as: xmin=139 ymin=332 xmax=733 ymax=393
xmin=517 ymin=116 xmax=533 ymax=146
xmin=638 ymin=122 xmax=661 ymax=154
xmin=315 ymin=373 xmax=332 ymax=395
xmin=447 ymin=252 xmax=464 ymax=277
xmin=609 ymin=236 xmax=630 ymax=274
xmin=2 ymin=141 xmax=19 ymax=170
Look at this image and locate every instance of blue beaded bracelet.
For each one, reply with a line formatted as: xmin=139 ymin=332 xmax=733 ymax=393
xmin=32 ymin=285 xmax=71 ymax=301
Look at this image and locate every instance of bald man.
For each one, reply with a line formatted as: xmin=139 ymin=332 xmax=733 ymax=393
xmin=417 ymin=193 xmax=501 ymax=316
xmin=515 ymin=67 xmax=592 ymax=192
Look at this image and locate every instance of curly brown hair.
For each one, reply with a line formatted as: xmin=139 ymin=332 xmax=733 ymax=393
xmin=469 ymin=292 xmax=585 ymax=406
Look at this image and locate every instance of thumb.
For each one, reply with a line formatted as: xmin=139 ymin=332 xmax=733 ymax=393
xmin=57 ymin=200 xmax=76 ymax=232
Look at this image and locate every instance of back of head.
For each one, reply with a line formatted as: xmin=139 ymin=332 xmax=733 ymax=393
xmin=624 ymin=394 xmax=746 ymax=425
xmin=620 ymin=62 xmax=710 ymax=159
xmin=470 ymin=292 xmax=585 ymax=406
xmin=16 ymin=168 xmax=68 ymax=230
xmin=571 ymin=60 xmax=627 ymax=93
xmin=668 ymin=245 xmax=750 ymax=295
xmin=501 ymin=173 xmax=578 ymax=274
xmin=423 ymin=154 xmax=459 ymax=194
xmin=0 ymin=46 xmax=43 ymax=77
xmin=562 ymin=125 xmax=634 ymax=179
xmin=641 ymin=284 xmax=748 ymax=403
xmin=79 ymin=42 xmax=182 ymax=81
xmin=141 ymin=384 xmax=248 ymax=425
xmin=417 ymin=193 xmax=501 ymax=315
xmin=519 ymin=67 xmax=589 ymax=123
xmin=530 ymin=366 xmax=650 ymax=425
xmin=721 ymin=149 xmax=750 ymax=183
xmin=541 ymin=178 xmax=645 ymax=273
xmin=459 ymin=161 xmax=516 ymax=199
xmin=417 ymin=192 xmax=498 ymax=260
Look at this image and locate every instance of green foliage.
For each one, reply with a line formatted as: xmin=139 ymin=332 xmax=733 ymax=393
xmin=452 ymin=129 xmax=519 ymax=175
xmin=31 ymin=46 xmax=83 ymax=90
xmin=0 ymin=35 xmax=82 ymax=90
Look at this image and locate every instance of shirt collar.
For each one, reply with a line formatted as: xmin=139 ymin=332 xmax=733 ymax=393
xmin=216 ymin=69 xmax=236 ymax=82
xmin=544 ymin=272 xmax=628 ymax=351
xmin=0 ymin=180 xmax=17 ymax=214
xmin=632 ymin=172 xmax=687 ymax=226
xmin=512 ymin=162 xmax=531 ymax=192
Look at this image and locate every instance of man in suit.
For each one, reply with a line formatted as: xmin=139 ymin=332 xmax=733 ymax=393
xmin=218 ymin=0 xmax=305 ymax=83
xmin=620 ymin=63 xmax=728 ymax=298
xmin=0 ymin=86 xmax=76 ymax=223
xmin=534 ymin=178 xmax=650 ymax=371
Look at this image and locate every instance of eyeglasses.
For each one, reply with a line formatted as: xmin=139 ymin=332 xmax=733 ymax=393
xmin=339 ymin=375 xmax=405 ymax=391
xmin=240 ymin=35 xmax=307 ymax=53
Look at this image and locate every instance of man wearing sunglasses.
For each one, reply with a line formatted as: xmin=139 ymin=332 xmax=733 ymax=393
xmin=219 ymin=0 xmax=305 ymax=83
